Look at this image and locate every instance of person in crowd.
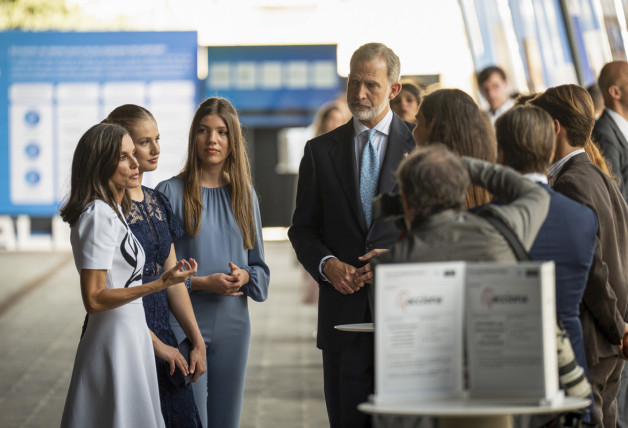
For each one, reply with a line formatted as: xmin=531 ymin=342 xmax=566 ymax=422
xmin=156 ymin=97 xmax=270 ymax=428
xmin=531 ymin=84 xmax=628 ymax=428
xmin=373 ymin=143 xmax=549 ymax=265
xmin=59 ymin=123 xmax=197 ymax=428
xmin=516 ymin=92 xmax=614 ymax=179
xmin=289 ymin=42 xmax=415 ymax=427
xmin=593 ymin=61 xmax=628 ymax=201
xmin=494 ymin=105 xmax=597 ymax=395
xmin=587 ymin=83 xmax=605 ymax=119
xmin=514 ymin=92 xmax=538 ymax=105
xmin=390 ymin=78 xmax=422 ymax=123
xmin=312 ymin=99 xmax=352 ymax=138
xmin=477 ymin=65 xmax=515 ymax=124
xmin=594 ymin=62 xmax=628 ymax=427
xmin=412 ymin=88 xmax=497 ymax=208
xmin=300 ymin=99 xmax=353 ymax=306
xmin=103 ymin=105 xmax=205 ymax=427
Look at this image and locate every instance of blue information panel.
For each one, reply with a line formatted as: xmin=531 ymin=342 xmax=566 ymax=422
xmin=205 ymin=45 xmax=342 ymax=127
xmin=0 ymin=31 xmax=198 ymax=216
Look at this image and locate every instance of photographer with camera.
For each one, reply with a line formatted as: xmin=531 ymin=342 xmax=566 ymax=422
xmin=372 ymin=144 xmax=598 ymax=426
xmin=372 ymin=145 xmax=549 ymax=266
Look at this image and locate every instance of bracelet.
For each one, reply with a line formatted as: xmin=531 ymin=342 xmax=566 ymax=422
xmin=184 ymin=277 xmax=193 ymax=293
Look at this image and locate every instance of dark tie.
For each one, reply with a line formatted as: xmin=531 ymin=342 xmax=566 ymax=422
xmin=360 ymin=129 xmax=379 ymax=227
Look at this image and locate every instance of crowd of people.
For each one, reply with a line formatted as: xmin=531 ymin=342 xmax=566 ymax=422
xmin=57 ymin=38 xmax=628 ymax=428
xmin=290 ymin=44 xmax=628 ymax=428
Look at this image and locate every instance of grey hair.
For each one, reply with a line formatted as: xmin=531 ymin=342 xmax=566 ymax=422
xmin=350 ymin=42 xmax=401 ymax=85
xmin=397 ymin=144 xmax=469 ymax=224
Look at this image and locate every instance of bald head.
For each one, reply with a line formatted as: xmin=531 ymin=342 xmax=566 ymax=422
xmin=598 ymin=61 xmax=628 ymax=107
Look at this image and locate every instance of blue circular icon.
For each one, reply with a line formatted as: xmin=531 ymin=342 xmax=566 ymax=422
xmin=25 ymin=170 xmax=41 ymax=185
xmin=24 ymin=110 xmax=40 ymax=126
xmin=25 ymin=142 xmax=40 ymax=159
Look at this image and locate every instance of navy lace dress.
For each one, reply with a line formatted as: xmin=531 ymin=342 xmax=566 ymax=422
xmin=127 ymin=186 xmax=202 ymax=428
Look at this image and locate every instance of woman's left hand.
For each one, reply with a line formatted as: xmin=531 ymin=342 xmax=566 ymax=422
xmin=154 ymin=341 xmax=189 ymax=376
xmin=228 ymin=262 xmax=250 ymax=288
xmin=188 ymin=344 xmax=207 ymax=382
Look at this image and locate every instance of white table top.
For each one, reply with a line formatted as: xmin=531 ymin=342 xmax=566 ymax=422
xmin=334 ymin=322 xmax=374 ymax=332
xmin=358 ymin=396 xmax=590 ymax=417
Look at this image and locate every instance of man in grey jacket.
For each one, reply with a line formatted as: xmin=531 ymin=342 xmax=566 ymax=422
xmin=372 ymin=144 xmax=549 ymax=266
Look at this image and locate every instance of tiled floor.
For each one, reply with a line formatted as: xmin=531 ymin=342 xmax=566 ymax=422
xmin=0 ymin=241 xmax=328 ymax=428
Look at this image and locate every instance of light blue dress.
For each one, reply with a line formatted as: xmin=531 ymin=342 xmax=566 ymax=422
xmin=156 ymin=177 xmax=270 ymax=428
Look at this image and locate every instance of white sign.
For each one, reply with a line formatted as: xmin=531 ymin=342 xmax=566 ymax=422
xmin=375 ymin=262 xmax=466 ymax=404
xmin=466 ymin=262 xmax=559 ymax=403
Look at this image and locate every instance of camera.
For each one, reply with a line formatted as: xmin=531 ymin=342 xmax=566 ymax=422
xmin=372 ymin=192 xmax=404 ymax=222
xmin=555 ymin=321 xmax=591 ymax=398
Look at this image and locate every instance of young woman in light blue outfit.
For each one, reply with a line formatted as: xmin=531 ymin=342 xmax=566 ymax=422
xmin=157 ymin=97 xmax=270 ymax=428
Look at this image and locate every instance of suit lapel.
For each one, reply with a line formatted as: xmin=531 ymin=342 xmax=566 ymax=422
xmin=329 ymin=122 xmax=368 ymax=231
xmin=328 ymin=115 xmax=415 ymax=233
xmin=606 ymin=112 xmax=628 ymax=148
xmin=378 ymin=114 xmax=414 ymax=194
xmin=554 ymin=152 xmax=587 ymax=183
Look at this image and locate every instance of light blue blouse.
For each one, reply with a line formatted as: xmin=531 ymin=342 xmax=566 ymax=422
xmin=155 ymin=177 xmax=270 ymax=428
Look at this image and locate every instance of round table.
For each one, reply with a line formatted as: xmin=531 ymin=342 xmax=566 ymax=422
xmin=358 ymin=396 xmax=590 ymax=428
xmin=334 ymin=322 xmax=374 ymax=332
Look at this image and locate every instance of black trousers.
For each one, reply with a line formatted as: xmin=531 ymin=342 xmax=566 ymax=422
xmin=322 ymin=316 xmax=374 ymax=428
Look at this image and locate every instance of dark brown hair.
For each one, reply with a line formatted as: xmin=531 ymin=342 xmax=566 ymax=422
xmin=60 ymin=123 xmax=130 ymax=226
xmin=529 ymin=84 xmax=594 ymax=148
xmin=419 ymin=88 xmax=497 ymax=208
xmin=477 ymin=66 xmax=507 ymax=86
xmin=530 ymin=84 xmax=615 ymax=179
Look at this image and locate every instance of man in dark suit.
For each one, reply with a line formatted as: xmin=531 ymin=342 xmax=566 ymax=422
xmin=532 ymin=85 xmax=628 ymax=428
xmin=288 ymin=42 xmax=415 ymax=427
xmin=593 ymin=61 xmax=628 ymax=200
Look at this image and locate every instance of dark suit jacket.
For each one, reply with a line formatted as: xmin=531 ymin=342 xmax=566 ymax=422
xmin=593 ymin=109 xmax=628 ymax=200
xmin=288 ymin=113 xmax=415 ymax=351
xmin=552 ymin=152 xmax=628 ymax=366
xmin=529 ymin=183 xmax=597 ymax=372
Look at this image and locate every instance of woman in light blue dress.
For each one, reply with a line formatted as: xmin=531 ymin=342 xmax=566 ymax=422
xmin=156 ymin=97 xmax=270 ymax=428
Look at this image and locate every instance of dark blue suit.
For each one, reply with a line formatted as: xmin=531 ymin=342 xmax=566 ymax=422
xmin=289 ymin=113 xmax=415 ymax=427
xmin=529 ymin=183 xmax=597 ymax=373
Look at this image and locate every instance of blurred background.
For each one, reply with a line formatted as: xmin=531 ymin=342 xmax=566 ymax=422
xmin=1 ymin=0 xmax=627 ymax=245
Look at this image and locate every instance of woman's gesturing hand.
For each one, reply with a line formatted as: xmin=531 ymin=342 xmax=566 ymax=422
xmin=160 ymin=258 xmax=198 ymax=290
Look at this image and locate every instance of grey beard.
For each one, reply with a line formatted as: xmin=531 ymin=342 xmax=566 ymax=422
xmin=350 ymin=98 xmax=388 ymax=122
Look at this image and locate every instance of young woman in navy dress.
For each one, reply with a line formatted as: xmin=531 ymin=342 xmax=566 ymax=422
xmin=157 ymin=97 xmax=270 ymax=428
xmin=59 ymin=123 xmax=196 ymax=428
xmin=104 ymin=105 xmax=205 ymax=428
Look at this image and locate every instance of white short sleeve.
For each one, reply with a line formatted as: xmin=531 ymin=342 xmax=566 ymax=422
xmin=71 ymin=201 xmax=121 ymax=270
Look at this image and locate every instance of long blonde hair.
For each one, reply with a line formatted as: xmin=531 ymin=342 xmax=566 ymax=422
xmin=179 ymin=97 xmax=256 ymax=249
